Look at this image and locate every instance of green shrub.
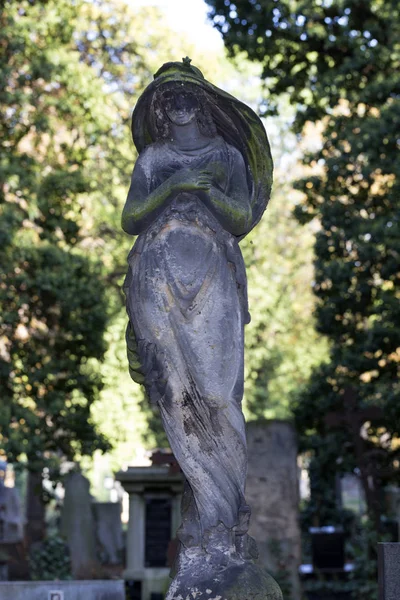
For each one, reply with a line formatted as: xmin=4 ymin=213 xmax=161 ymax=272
xmin=29 ymin=536 xmax=72 ymax=581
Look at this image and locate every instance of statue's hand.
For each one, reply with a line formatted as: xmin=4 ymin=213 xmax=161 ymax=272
xmin=170 ymin=168 xmax=212 ymax=192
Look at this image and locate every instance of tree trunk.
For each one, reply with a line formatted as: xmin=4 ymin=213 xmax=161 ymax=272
xmin=25 ymin=470 xmax=45 ymax=547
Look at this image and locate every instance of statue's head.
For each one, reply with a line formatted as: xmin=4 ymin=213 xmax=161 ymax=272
xmin=132 ymin=58 xmax=273 ymax=237
xmin=153 ymin=84 xmax=217 ymax=140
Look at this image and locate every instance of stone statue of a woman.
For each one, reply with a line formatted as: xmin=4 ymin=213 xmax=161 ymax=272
xmin=122 ymin=59 xmax=281 ymax=600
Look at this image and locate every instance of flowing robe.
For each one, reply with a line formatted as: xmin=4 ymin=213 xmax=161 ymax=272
xmin=124 ymin=136 xmax=251 ymax=548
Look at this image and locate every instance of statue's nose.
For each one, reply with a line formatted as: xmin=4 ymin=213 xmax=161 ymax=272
xmin=175 ymin=98 xmax=186 ymax=110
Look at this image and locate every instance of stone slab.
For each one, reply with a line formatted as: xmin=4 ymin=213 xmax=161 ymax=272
xmin=0 ymin=580 xmax=125 ymax=600
xmin=378 ymin=543 xmax=400 ymax=600
xmin=246 ymin=420 xmax=301 ymax=600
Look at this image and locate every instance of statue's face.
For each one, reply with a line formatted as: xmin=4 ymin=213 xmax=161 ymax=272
xmin=163 ymin=90 xmax=199 ymax=126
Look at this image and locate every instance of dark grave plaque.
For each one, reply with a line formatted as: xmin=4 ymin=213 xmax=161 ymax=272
xmin=126 ymin=580 xmax=142 ymax=600
xmin=310 ymin=527 xmax=345 ymax=571
xmin=150 ymin=594 xmax=164 ymax=600
xmin=145 ymin=497 xmax=171 ymax=568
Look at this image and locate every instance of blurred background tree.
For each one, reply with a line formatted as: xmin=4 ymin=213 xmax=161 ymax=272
xmin=0 ymin=0 xmax=115 ymax=541
xmin=205 ymin=0 xmax=400 ymax=582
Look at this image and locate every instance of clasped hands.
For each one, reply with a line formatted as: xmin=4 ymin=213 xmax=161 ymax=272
xmin=168 ymin=167 xmax=213 ymax=193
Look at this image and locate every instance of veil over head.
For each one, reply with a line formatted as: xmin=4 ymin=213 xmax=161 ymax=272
xmin=131 ymin=59 xmax=273 ymax=237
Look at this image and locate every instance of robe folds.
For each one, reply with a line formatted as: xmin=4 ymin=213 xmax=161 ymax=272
xmin=124 ymin=136 xmax=251 ymax=546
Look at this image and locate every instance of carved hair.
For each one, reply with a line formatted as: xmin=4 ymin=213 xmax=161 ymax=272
xmin=153 ymin=84 xmax=217 ymax=140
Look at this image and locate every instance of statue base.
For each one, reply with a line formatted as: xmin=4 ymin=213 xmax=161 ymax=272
xmin=167 ymin=547 xmax=283 ymax=600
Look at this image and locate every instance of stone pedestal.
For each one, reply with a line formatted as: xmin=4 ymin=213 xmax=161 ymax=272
xmin=247 ymin=420 xmax=301 ymax=600
xmin=116 ymin=466 xmax=184 ymax=600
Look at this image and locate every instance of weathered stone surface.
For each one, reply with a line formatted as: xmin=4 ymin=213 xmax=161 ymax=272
xmin=247 ymin=420 xmax=301 ymax=600
xmin=378 ymin=542 xmax=400 ymax=600
xmin=92 ymin=502 xmax=124 ymax=565
xmin=167 ymin=550 xmax=282 ymax=600
xmin=0 ymin=461 xmax=23 ymax=543
xmin=122 ymin=58 xmax=279 ymax=600
xmin=60 ymin=472 xmax=98 ymax=577
xmin=0 ymin=580 xmax=125 ymax=600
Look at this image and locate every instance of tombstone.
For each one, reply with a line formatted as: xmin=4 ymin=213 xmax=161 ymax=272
xmin=384 ymin=486 xmax=400 ymax=542
xmin=340 ymin=474 xmax=366 ymax=515
xmin=92 ymin=502 xmax=124 ymax=565
xmin=378 ymin=543 xmax=400 ymax=600
xmin=246 ymin=420 xmax=302 ymax=600
xmin=309 ymin=526 xmax=345 ymax=571
xmin=0 ymin=461 xmax=23 ymax=544
xmin=0 ymin=461 xmax=25 ymax=580
xmin=60 ymin=472 xmax=98 ymax=578
xmin=25 ymin=470 xmax=45 ymax=546
xmin=115 ymin=465 xmax=184 ymax=600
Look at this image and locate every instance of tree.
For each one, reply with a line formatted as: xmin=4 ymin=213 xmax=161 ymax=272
xmin=0 ymin=0 xmax=114 ymax=506
xmin=205 ymin=0 xmax=400 ymax=527
xmin=242 ymin=108 xmax=328 ymax=420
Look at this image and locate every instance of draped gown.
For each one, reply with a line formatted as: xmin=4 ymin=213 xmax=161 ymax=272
xmin=124 ymin=135 xmax=252 ymax=550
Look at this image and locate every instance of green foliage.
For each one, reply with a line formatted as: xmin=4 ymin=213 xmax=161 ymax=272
xmin=206 ymin=0 xmax=400 ymax=525
xmin=349 ymin=520 xmax=380 ymax=600
xmin=29 ymin=535 xmax=72 ymax=581
xmin=0 ymin=0 xmax=113 ymax=474
xmin=268 ymin=539 xmax=293 ymax=599
xmin=0 ymin=242 xmax=110 ymax=466
xmin=242 ymin=175 xmax=328 ymax=419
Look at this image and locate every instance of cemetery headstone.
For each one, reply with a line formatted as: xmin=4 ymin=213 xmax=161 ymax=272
xmin=309 ymin=526 xmax=345 ymax=571
xmin=60 ymin=472 xmax=98 ymax=578
xmin=246 ymin=420 xmax=302 ymax=600
xmin=116 ymin=465 xmax=184 ymax=600
xmin=92 ymin=501 xmax=124 ymax=565
xmin=340 ymin=474 xmax=366 ymax=515
xmin=0 ymin=461 xmax=23 ymax=544
xmin=0 ymin=461 xmax=25 ymax=580
xmin=26 ymin=470 xmax=45 ymax=546
xmin=378 ymin=543 xmax=400 ymax=600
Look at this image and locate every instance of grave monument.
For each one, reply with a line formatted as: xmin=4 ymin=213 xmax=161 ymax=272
xmin=0 ymin=461 xmax=23 ymax=545
xmin=60 ymin=471 xmax=98 ymax=578
xmin=0 ymin=460 xmax=24 ymax=580
xmin=116 ymin=463 xmax=184 ymax=600
xmin=122 ymin=58 xmax=282 ymax=600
